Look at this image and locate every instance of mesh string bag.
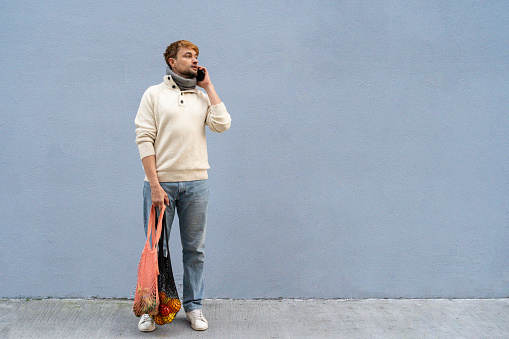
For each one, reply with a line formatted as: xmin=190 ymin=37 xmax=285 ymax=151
xmin=151 ymin=212 xmax=181 ymax=325
xmin=133 ymin=204 xmax=166 ymax=317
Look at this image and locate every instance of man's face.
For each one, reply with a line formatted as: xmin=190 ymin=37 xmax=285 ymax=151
xmin=169 ymin=47 xmax=198 ymax=79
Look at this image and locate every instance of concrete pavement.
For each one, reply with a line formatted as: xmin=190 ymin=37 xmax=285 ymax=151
xmin=1 ymin=298 xmax=509 ymax=338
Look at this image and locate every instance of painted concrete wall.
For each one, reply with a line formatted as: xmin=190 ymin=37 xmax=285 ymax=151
xmin=1 ymin=1 xmax=508 ymax=299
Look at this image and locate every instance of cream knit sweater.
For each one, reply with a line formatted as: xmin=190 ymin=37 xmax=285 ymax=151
xmin=135 ymin=75 xmax=231 ymax=182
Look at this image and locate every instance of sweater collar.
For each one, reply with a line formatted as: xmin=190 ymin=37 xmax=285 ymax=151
xmin=164 ymin=75 xmax=198 ymax=93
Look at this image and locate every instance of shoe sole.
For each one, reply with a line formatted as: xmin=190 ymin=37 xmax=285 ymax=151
xmin=138 ymin=324 xmax=155 ymax=332
xmin=191 ymin=324 xmax=208 ymax=331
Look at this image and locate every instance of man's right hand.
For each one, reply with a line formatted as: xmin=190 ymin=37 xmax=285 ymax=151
xmin=151 ymin=184 xmax=169 ymax=210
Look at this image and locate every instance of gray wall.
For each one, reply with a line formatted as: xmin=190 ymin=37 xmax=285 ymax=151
xmin=1 ymin=1 xmax=508 ymax=299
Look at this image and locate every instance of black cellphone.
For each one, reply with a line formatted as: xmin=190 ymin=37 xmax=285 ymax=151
xmin=197 ymin=68 xmax=205 ymax=82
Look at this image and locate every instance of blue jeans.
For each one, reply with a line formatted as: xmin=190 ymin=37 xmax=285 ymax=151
xmin=143 ymin=180 xmax=209 ymax=312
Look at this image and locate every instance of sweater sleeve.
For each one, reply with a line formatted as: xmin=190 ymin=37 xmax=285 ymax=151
xmin=206 ymin=102 xmax=231 ymax=133
xmin=134 ymin=88 xmax=157 ymax=159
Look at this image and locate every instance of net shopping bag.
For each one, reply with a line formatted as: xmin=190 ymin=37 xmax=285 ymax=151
xmin=133 ymin=204 xmax=166 ymax=317
xmin=151 ymin=212 xmax=181 ymax=325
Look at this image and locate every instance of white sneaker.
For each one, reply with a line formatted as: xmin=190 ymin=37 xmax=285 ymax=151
xmin=138 ymin=314 xmax=155 ymax=332
xmin=186 ymin=309 xmax=208 ymax=331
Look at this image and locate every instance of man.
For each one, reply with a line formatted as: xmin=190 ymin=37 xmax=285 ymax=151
xmin=134 ymin=40 xmax=231 ymax=332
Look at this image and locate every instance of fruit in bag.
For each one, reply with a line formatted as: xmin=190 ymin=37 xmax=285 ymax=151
xmin=151 ymin=291 xmax=181 ymax=325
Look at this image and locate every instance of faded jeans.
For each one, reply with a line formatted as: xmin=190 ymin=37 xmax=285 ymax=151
xmin=143 ymin=179 xmax=209 ymax=312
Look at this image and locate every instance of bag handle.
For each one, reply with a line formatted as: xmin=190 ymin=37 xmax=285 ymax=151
xmin=147 ymin=204 xmax=166 ymax=250
xmin=159 ymin=211 xmax=169 ymax=255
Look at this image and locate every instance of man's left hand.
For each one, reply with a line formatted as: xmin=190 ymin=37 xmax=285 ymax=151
xmin=197 ymin=66 xmax=212 ymax=88
xmin=197 ymin=66 xmax=222 ymax=105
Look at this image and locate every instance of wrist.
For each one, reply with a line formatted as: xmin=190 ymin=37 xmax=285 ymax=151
xmin=203 ymin=84 xmax=215 ymax=92
xmin=149 ymin=182 xmax=161 ymax=189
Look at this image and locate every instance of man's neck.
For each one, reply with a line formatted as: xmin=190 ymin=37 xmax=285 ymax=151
xmin=174 ymin=70 xmax=191 ymax=79
xmin=166 ymin=66 xmax=197 ymax=91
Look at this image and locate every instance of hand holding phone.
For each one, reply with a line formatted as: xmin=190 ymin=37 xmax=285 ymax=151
xmin=197 ymin=68 xmax=205 ymax=82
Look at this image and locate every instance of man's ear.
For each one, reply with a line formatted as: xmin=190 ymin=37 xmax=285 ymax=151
xmin=167 ymin=58 xmax=175 ymax=69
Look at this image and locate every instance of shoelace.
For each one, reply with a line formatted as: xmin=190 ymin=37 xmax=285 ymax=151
xmin=141 ymin=314 xmax=152 ymax=323
xmin=190 ymin=310 xmax=206 ymax=321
